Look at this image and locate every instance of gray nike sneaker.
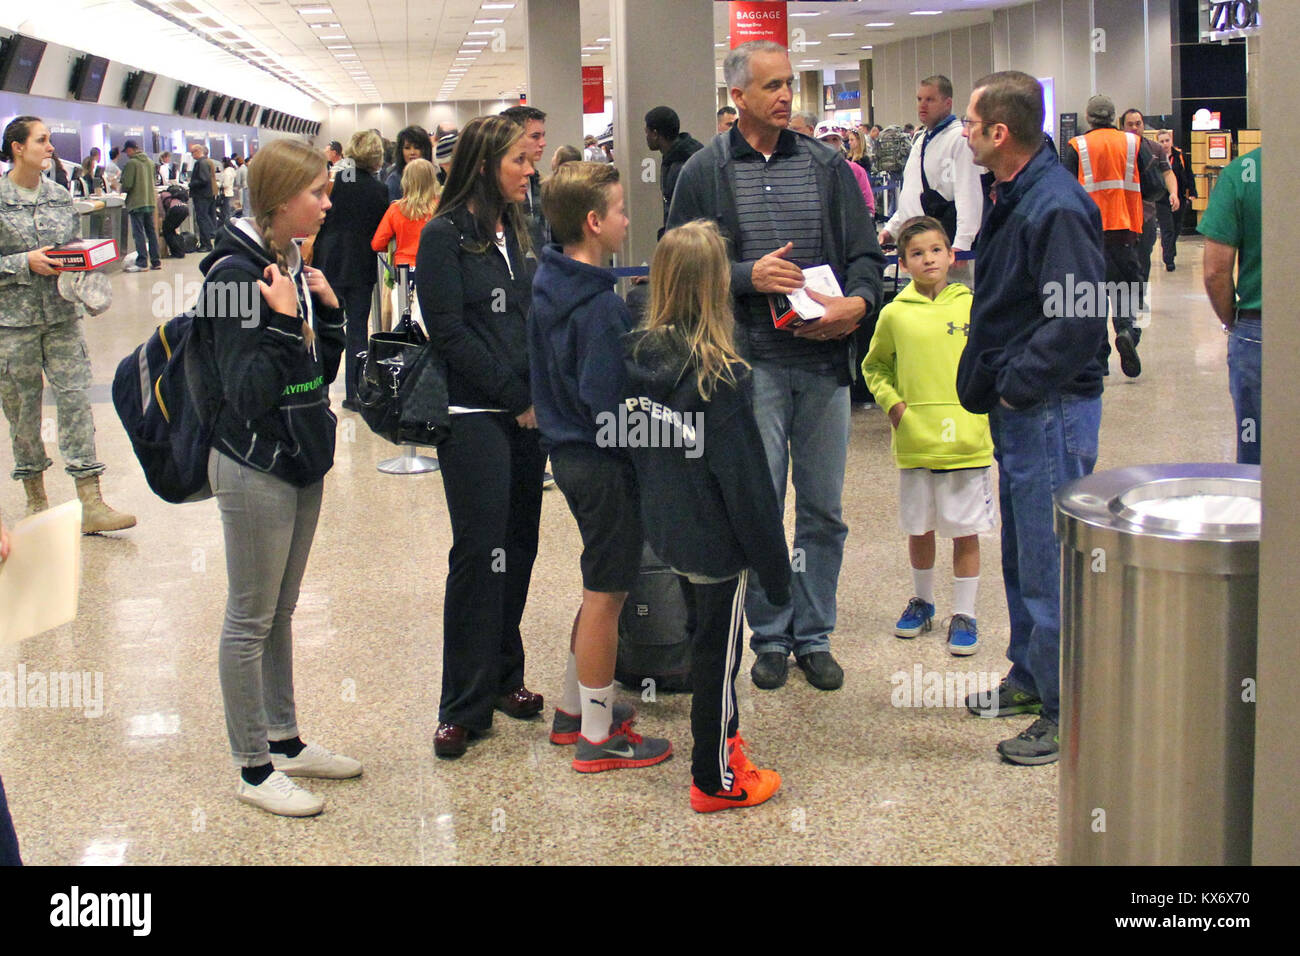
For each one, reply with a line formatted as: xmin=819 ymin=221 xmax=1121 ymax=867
xmin=549 ymin=702 xmax=636 ymax=745
xmin=996 ymin=717 xmax=1060 ymax=766
xmin=966 ymin=679 xmax=1043 ymax=718
xmin=572 ymin=720 xmax=672 ymax=773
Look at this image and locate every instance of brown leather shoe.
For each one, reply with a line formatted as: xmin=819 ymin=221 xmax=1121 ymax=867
xmin=434 ymin=723 xmax=470 ymax=758
xmin=495 ymin=686 xmax=544 ymax=720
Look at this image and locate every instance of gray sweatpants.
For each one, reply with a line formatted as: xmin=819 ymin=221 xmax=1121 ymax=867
xmin=209 ymin=448 xmax=323 ymax=767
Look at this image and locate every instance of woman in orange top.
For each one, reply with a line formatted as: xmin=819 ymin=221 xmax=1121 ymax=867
xmin=371 ymin=157 xmax=438 ymax=267
xmin=372 ymin=158 xmax=439 ymax=328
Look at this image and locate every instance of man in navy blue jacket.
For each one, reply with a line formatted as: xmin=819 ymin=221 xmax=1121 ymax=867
xmin=956 ymin=71 xmax=1106 ymax=766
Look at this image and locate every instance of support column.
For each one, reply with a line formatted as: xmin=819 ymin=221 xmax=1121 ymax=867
xmin=525 ymin=0 xmax=582 ymax=170
xmin=1254 ymin=0 xmax=1300 ymax=866
xmin=610 ymin=0 xmax=716 ymax=270
xmin=798 ymin=70 xmax=822 ymax=116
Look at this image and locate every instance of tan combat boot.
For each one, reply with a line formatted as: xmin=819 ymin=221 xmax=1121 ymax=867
xmin=75 ymin=475 xmax=137 ymax=534
xmin=22 ymin=475 xmax=49 ymax=516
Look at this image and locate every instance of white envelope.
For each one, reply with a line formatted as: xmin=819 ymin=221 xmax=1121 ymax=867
xmin=0 ymin=500 xmax=82 ymax=646
xmin=785 ymin=264 xmax=845 ymax=320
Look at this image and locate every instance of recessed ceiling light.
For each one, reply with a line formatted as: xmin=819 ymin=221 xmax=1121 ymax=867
xmin=481 ymin=3 xmax=515 ymax=8
xmin=911 ymin=11 xmax=943 ymax=15
xmin=801 ymin=41 xmax=821 ymax=46
xmin=596 ymin=37 xmax=611 ymax=42
xmin=828 ymin=33 xmax=854 ymax=38
xmin=326 ymin=44 xmax=351 ymax=49
xmin=467 ymin=31 xmax=494 ymax=36
xmin=789 ymin=11 xmax=820 ymax=16
xmin=463 ymin=40 xmax=488 ymax=46
xmin=860 ymin=45 xmax=873 ymax=50
xmin=866 ymin=22 xmax=894 ymax=28
xmin=474 ymin=18 xmax=504 ymax=23
xmin=335 ymin=52 xmax=357 ymax=58
xmin=296 ymin=6 xmax=334 ymax=15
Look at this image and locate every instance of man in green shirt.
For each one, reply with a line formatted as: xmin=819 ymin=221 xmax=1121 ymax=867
xmin=1199 ymin=147 xmax=1262 ymax=464
xmin=119 ymin=140 xmax=161 ymax=272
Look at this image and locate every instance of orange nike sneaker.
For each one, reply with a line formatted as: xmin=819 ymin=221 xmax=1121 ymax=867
xmin=727 ymin=734 xmax=757 ymax=773
xmin=690 ymin=765 xmax=782 ymax=813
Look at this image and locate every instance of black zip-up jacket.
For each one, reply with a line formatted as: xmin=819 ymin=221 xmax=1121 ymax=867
xmin=416 ymin=206 xmax=536 ymax=414
xmin=667 ymin=128 xmax=885 ymax=385
xmin=621 ymin=328 xmax=790 ymax=605
xmin=197 ymin=220 xmax=346 ymax=486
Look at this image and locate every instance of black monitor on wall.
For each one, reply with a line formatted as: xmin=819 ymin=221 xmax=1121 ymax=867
xmin=124 ymin=71 xmax=156 ymax=110
xmin=0 ymin=34 xmax=47 ymax=94
xmin=69 ymin=54 xmax=109 ymax=102
xmin=258 ymin=107 xmax=271 ymax=127
xmin=194 ymin=90 xmax=211 ymax=119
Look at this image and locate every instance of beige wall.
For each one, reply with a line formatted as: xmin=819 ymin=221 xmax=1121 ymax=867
xmin=871 ymin=0 xmax=1172 ymax=135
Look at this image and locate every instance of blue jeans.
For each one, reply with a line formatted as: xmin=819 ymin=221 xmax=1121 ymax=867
xmin=989 ymin=394 xmax=1102 ymax=724
xmin=746 ymin=363 xmax=850 ymax=657
xmin=128 ymin=207 xmax=160 ymax=268
xmin=0 ymin=773 xmax=19 ymax=866
xmin=1227 ymin=318 xmax=1261 ymax=465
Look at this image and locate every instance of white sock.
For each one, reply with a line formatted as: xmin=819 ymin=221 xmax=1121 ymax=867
xmin=912 ymin=567 xmax=936 ymax=605
xmin=952 ymin=576 xmax=980 ymax=618
xmin=579 ymin=682 xmax=615 ymax=742
xmin=561 ymin=653 xmax=581 ymax=715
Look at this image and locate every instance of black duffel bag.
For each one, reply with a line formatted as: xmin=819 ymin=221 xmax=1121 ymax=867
xmin=356 ymin=318 xmax=451 ymax=447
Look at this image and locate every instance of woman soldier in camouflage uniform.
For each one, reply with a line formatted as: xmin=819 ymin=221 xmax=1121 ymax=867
xmin=0 ymin=116 xmax=135 ymax=533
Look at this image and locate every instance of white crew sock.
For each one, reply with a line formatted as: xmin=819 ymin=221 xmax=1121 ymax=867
xmin=952 ymin=576 xmax=980 ymax=618
xmin=561 ymin=653 xmax=581 ymax=715
xmin=579 ymin=682 xmax=615 ymax=742
xmin=911 ymin=567 xmax=936 ymax=605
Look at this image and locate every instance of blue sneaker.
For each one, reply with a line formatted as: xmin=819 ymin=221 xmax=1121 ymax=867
xmin=947 ymin=614 xmax=979 ymax=656
xmin=894 ymin=597 xmax=935 ymax=638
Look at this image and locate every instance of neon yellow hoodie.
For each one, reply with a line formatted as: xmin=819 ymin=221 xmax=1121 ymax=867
xmin=862 ymin=280 xmax=993 ymax=470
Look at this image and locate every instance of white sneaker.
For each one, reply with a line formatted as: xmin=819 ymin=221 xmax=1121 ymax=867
xmin=271 ymin=741 xmax=362 ymax=779
xmin=236 ymin=770 xmax=324 ymax=817
xmin=123 ymin=263 xmax=147 ymax=273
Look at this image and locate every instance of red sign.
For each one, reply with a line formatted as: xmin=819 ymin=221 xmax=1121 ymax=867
xmin=582 ymin=66 xmax=604 ymax=114
xmin=730 ymin=1 xmax=787 ymax=48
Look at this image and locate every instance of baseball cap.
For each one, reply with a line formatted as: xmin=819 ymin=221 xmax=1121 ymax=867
xmin=814 ymin=121 xmax=846 ymax=141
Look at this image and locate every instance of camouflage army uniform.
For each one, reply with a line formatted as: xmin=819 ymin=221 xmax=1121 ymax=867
xmin=0 ymin=174 xmax=105 ymax=480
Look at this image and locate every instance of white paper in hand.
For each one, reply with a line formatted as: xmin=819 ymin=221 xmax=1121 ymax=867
xmin=0 ymin=500 xmax=82 ymax=646
xmin=784 ymin=264 xmax=844 ymax=321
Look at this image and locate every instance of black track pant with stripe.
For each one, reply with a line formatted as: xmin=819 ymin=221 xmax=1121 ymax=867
xmin=684 ymin=570 xmax=748 ymax=795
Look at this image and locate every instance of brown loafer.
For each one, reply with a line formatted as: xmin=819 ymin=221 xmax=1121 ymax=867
xmin=495 ymin=686 xmax=544 ymax=720
xmin=434 ymin=722 xmax=470 ymax=758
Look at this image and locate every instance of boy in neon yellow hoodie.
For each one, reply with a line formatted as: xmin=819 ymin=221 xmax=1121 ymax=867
xmin=863 ymin=217 xmax=994 ymax=655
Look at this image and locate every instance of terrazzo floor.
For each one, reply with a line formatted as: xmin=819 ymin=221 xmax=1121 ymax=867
xmin=0 ymin=235 xmax=1235 ymax=865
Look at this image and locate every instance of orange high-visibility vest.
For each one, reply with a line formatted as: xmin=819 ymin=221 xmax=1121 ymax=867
xmin=1069 ymin=128 xmax=1144 ymax=234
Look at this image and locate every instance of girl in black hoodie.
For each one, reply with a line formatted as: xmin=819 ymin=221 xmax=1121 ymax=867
xmin=416 ymin=116 xmax=547 ymax=758
xmin=622 ymin=221 xmax=792 ymax=812
xmin=197 ymin=138 xmax=357 ymax=818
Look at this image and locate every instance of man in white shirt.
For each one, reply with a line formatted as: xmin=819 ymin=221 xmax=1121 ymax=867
xmin=879 ymin=75 xmax=986 ymax=258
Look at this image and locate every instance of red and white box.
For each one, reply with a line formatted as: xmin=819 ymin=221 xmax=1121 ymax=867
xmin=47 ymin=238 xmax=119 ymax=271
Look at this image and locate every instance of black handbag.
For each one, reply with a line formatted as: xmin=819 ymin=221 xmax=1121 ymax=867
xmin=919 ymin=122 xmax=959 ymax=244
xmin=356 ymin=317 xmax=451 ymax=447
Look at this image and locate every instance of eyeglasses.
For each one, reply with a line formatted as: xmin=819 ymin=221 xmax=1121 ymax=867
xmin=959 ymin=116 xmax=986 ymax=130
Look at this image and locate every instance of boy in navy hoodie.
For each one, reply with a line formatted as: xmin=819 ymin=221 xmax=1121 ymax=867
xmin=529 ymin=163 xmax=672 ymax=772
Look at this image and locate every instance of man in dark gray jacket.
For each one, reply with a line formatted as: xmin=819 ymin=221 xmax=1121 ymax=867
xmin=667 ymin=40 xmax=884 ymax=693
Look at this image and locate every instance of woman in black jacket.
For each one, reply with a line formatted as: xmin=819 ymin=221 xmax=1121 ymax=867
xmin=313 ymin=129 xmax=390 ymax=410
xmin=416 ymin=115 xmax=546 ymax=758
xmin=386 ymin=125 xmax=433 ymax=202
xmin=197 ymin=138 xmax=357 ymax=817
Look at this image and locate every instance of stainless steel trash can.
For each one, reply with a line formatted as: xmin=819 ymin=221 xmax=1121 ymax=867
xmin=1055 ymin=463 xmax=1260 ymax=865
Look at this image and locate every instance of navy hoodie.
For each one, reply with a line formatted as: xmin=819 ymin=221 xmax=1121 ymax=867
xmin=529 ymin=244 xmax=633 ymax=452
xmin=956 ymin=142 xmax=1106 ymax=413
xmin=197 ymin=220 xmax=346 ymax=487
xmin=621 ymin=328 xmax=790 ymax=605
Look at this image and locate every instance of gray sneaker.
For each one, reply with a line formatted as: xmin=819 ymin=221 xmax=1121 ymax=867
xmin=966 ymin=679 xmax=1042 ymax=717
xmin=996 ymin=717 xmax=1060 ymax=766
xmin=549 ymin=702 xmax=635 ymax=745
xmin=572 ymin=720 xmax=672 ymax=773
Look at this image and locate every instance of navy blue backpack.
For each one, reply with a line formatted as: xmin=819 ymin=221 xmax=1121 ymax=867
xmin=111 ymin=255 xmax=252 ymax=503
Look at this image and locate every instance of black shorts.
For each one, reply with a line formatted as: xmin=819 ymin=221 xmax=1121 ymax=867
xmin=550 ymin=443 xmax=643 ymax=593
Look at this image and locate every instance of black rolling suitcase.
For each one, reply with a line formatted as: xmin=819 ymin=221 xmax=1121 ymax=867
xmin=615 ymin=543 xmax=693 ymax=693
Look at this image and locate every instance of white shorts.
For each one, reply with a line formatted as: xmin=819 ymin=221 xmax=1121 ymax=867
xmin=898 ymin=467 xmax=996 ymax=538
